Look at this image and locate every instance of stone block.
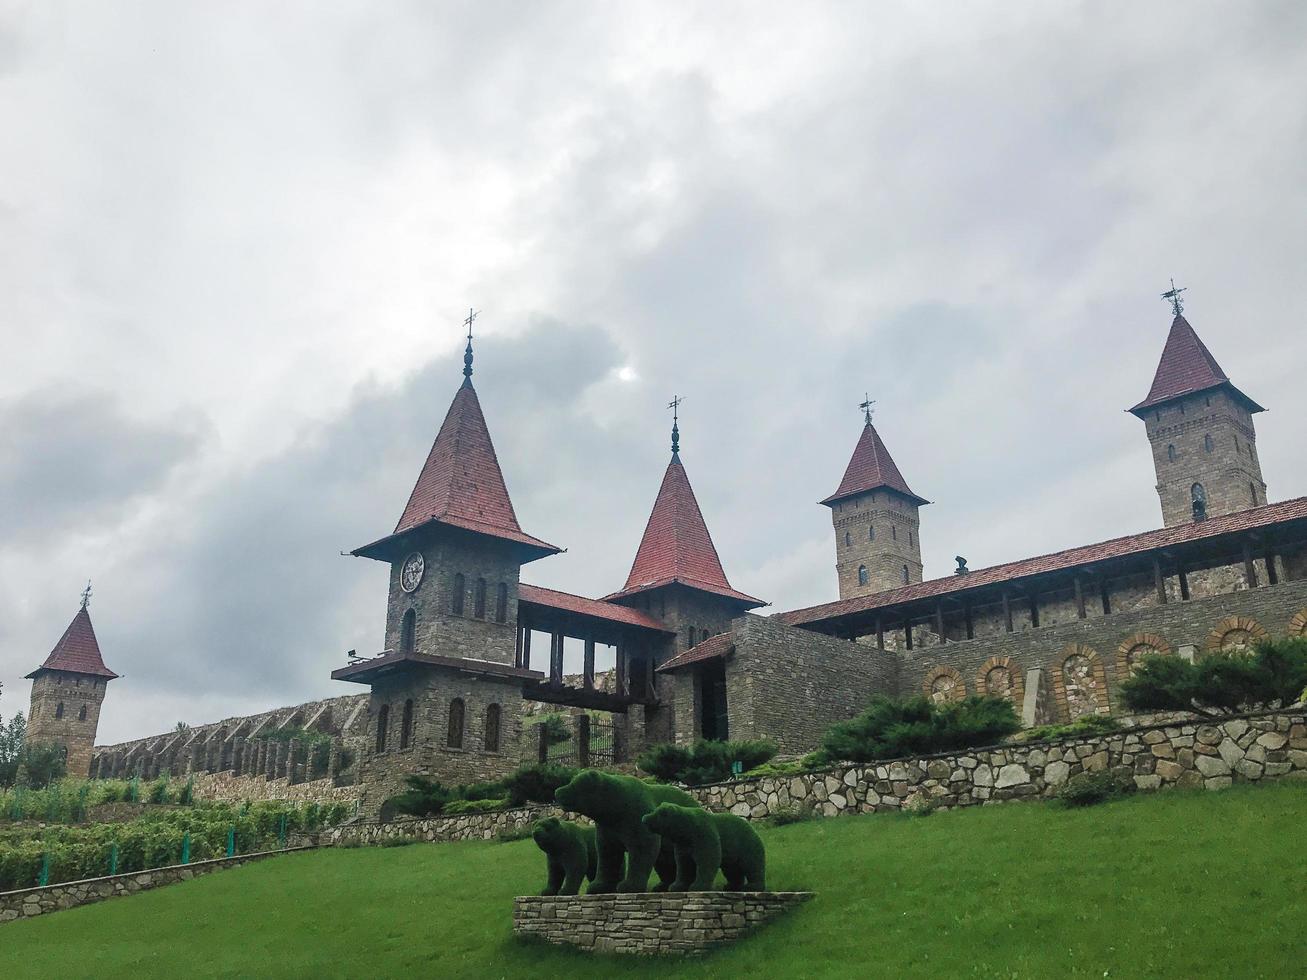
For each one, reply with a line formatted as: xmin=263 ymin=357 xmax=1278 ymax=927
xmin=1195 ymin=755 xmax=1231 ymax=777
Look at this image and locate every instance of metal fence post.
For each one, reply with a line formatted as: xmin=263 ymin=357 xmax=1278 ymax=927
xmin=577 ymin=714 xmax=591 ymax=769
xmin=181 ymin=833 xmax=191 ymax=865
xmin=109 ymin=842 xmax=119 ymax=876
xmin=226 ymin=826 xmax=236 ymax=857
xmin=38 ymin=852 xmax=50 ymax=887
xmin=277 ymin=813 xmax=287 ymax=849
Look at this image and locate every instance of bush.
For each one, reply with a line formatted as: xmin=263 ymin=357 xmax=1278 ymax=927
xmin=1017 ymin=714 xmax=1120 ymax=743
xmin=766 ymin=803 xmax=818 ymax=827
xmin=387 ymin=776 xmax=455 ymax=819
xmin=815 ymin=695 xmax=1020 ymax=765
xmin=1055 ymin=770 xmax=1137 ymax=808
xmin=637 ymin=739 xmax=779 ymax=786
xmin=499 ymin=764 xmax=578 ymax=807
xmin=1120 ymin=638 xmax=1307 ymax=717
xmin=147 ymin=777 xmax=170 ymax=805
xmin=442 ymin=798 xmax=508 ymax=815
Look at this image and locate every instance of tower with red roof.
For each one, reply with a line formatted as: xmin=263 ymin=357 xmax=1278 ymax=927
xmin=822 ymin=410 xmax=930 ymax=599
xmin=1130 ymin=305 xmax=1267 ymax=527
xmin=25 ymin=586 xmax=118 ymax=777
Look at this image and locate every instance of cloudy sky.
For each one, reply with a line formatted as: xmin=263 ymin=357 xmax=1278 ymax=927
xmin=3 ymin=2 xmax=1305 ymax=743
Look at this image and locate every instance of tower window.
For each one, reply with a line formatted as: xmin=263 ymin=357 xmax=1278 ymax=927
xmin=844 ymin=531 xmax=852 ymax=547
xmin=447 ymin=699 xmax=465 ymax=749
xmin=1250 ymin=482 xmax=1258 ymax=506
xmin=902 ymin=565 xmax=910 ymax=584
xmin=1167 ymin=444 xmax=1176 ymax=461
xmin=1234 ymin=436 xmax=1241 ymax=454
xmin=858 ymin=565 xmax=869 ymax=586
xmin=688 ymin=627 xmax=697 ymax=647
xmin=495 ymin=583 xmax=508 ymax=623
xmin=892 ymin=526 xmax=897 ymax=541
xmin=78 ymin=705 xmax=87 ymax=721
xmin=485 ymin=704 xmax=501 ymax=753
xmin=868 ymin=525 xmax=875 ymax=541
xmin=451 ymin=574 xmax=465 ymax=615
xmin=376 ymin=705 xmax=389 ymax=752
xmin=1204 ymin=434 xmax=1213 ymax=454
xmin=474 ymin=578 xmax=487 ymax=618
xmin=908 ymin=531 xmax=914 ymax=546
xmin=400 ymin=699 xmax=414 ymax=750
xmin=55 ymin=702 xmax=65 ymax=719
xmin=400 ymin=609 xmax=416 ymax=654
xmin=1191 ymin=482 xmax=1207 ymax=522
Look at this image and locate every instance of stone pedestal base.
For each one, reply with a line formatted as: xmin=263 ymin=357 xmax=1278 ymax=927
xmin=512 ymin=891 xmax=813 ymax=956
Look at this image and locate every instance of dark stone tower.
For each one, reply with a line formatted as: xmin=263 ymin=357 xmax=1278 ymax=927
xmin=1130 ymin=312 xmax=1267 ymax=527
xmin=25 ymin=592 xmax=118 ymax=778
xmin=823 ymin=418 xmax=929 ymax=599
xmin=334 ymin=331 xmax=559 ymax=810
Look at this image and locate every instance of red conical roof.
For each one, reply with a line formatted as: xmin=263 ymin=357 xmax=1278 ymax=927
xmin=354 ymin=379 xmax=560 ymax=560
xmin=821 ymin=422 xmax=928 ymax=507
xmin=26 ymin=607 xmax=118 ymax=680
xmin=605 ymin=455 xmax=763 ymax=607
xmin=1130 ymin=315 xmax=1264 ymax=416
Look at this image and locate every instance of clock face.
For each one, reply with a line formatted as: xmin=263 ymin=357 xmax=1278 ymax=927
xmin=400 ymin=552 xmax=425 ymax=593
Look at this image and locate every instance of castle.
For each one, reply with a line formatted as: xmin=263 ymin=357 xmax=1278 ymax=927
xmin=30 ymin=300 xmax=1307 ymax=813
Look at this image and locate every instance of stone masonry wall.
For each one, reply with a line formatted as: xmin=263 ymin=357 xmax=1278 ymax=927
xmin=513 ymin=892 xmax=812 ymax=955
xmin=325 ymin=803 xmax=568 ymax=846
xmin=181 ymin=771 xmax=363 ymax=807
xmin=0 ymin=847 xmax=313 ymax=924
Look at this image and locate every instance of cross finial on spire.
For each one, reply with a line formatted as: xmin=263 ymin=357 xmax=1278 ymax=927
xmin=80 ymin=580 xmax=92 ymax=611
xmin=1161 ymin=278 xmax=1186 ymax=318
xmin=462 ymin=308 xmax=479 ymax=380
xmin=668 ymin=395 xmax=683 ymax=456
xmin=859 ymin=393 xmax=876 ymax=425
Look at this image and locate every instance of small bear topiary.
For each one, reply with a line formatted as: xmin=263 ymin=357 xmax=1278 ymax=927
xmin=531 ymin=817 xmax=597 ymax=896
xmin=642 ymin=802 xmax=766 ymax=891
xmin=554 ymin=770 xmax=698 ymax=893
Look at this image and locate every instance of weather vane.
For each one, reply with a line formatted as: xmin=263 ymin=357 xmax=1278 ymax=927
xmin=668 ymin=395 xmax=683 ymax=455
xmin=462 ymin=308 xmax=479 ymax=379
xmin=1161 ymin=279 xmax=1186 ymax=318
xmin=859 ymin=393 xmax=876 ymax=425
xmin=80 ymin=580 xmax=93 ymax=611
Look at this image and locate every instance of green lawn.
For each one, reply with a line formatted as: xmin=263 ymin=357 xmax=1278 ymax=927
xmin=5 ymin=782 xmax=1306 ymax=979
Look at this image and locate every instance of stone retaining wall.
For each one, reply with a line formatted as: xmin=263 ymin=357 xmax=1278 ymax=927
xmin=513 ymin=892 xmax=812 ymax=955
xmin=325 ymin=804 xmax=568 ymax=846
xmin=0 ymin=847 xmax=313 ymax=924
xmin=694 ymin=708 xmax=1307 ymax=819
xmin=181 ymin=771 xmax=363 ymax=807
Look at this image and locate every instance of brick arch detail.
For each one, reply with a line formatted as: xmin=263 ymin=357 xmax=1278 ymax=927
xmin=1115 ymin=632 xmax=1173 ymax=678
xmin=922 ymin=665 xmax=966 ymax=704
xmin=975 ymin=655 xmax=1024 ymax=706
xmin=1204 ymin=615 xmax=1268 ymax=653
xmin=1052 ymin=644 xmax=1110 ymax=722
xmin=1289 ymin=609 xmax=1307 ymax=637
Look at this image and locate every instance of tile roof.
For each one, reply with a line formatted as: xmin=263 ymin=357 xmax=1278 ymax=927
xmin=821 ymin=422 xmax=928 ymax=507
xmin=26 ymin=607 xmax=118 ymax=680
xmin=778 ymin=496 xmax=1307 ymax=629
xmin=331 ymin=650 xmax=541 ymax=685
xmin=356 ymin=378 xmax=560 ymax=559
xmin=606 ymin=455 xmax=764 ymax=608
xmin=518 ymin=583 xmax=674 ymax=633
xmin=657 ymin=631 xmax=735 ymax=672
xmin=1130 ymin=315 xmax=1264 ymax=415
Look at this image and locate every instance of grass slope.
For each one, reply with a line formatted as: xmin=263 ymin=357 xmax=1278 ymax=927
xmin=5 ymin=782 xmax=1306 ymax=979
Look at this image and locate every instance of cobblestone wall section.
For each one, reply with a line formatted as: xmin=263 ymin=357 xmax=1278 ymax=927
xmin=325 ymin=804 xmax=570 ymax=845
xmin=0 ymin=848 xmax=313 ymax=924
xmin=181 ymin=771 xmax=363 ymax=807
xmin=513 ymin=892 xmax=812 ymax=955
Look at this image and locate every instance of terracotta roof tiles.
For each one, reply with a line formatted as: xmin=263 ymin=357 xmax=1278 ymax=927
xmin=1130 ymin=315 xmax=1264 ymax=415
xmin=26 ymin=607 xmax=118 ymax=680
xmin=657 ymin=631 xmax=735 ymax=672
xmin=821 ymin=423 xmax=928 ymax=507
xmin=518 ymin=583 xmax=673 ymax=633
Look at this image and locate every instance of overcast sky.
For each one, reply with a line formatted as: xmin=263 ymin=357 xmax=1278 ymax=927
xmin=3 ymin=2 xmax=1305 ymax=744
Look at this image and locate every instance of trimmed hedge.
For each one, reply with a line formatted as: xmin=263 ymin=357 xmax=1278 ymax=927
xmin=637 ymin=740 xmax=779 ymax=786
xmin=1121 ymin=638 xmax=1307 ymax=717
xmin=815 ymin=695 xmax=1021 ymax=765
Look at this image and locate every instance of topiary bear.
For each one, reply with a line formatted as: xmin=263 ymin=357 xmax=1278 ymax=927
xmin=642 ymin=802 xmax=766 ymax=891
xmin=554 ymin=770 xmax=699 ymax=893
xmin=531 ymin=817 xmax=597 ymax=896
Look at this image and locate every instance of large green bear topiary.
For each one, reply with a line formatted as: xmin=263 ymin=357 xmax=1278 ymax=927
xmin=531 ymin=817 xmax=597 ymax=896
xmin=554 ymin=770 xmax=698 ymax=893
xmin=642 ymin=802 xmax=766 ymax=891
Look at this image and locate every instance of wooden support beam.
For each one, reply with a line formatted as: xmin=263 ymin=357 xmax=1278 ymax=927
xmin=514 ymin=624 xmax=523 ymax=668
xmin=1100 ymin=578 xmax=1112 ymax=616
xmin=1153 ymin=557 xmax=1167 ymax=605
xmin=522 ymin=628 xmax=532 ymax=671
xmin=1178 ymin=563 xmax=1190 ymax=601
xmin=1074 ymin=576 xmax=1086 ymax=619
xmin=577 ymin=714 xmax=591 ymax=768
xmin=1243 ymin=541 xmax=1259 ymax=588
xmin=904 ymin=619 xmax=914 ymax=651
xmin=1003 ymin=592 xmax=1013 ymax=633
xmin=876 ymin=617 xmax=885 ymax=650
xmin=1029 ymin=594 xmax=1040 ymax=629
xmin=616 ymin=644 xmax=628 ymax=697
xmin=1266 ymin=547 xmax=1280 ymax=586
xmin=549 ymin=632 xmax=564 ymax=686
xmin=964 ymin=605 xmax=974 ymax=641
xmin=935 ymin=602 xmax=946 ymax=643
xmin=583 ymin=639 xmax=596 ymax=691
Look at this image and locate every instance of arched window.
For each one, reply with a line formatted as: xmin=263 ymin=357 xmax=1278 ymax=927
xmin=495 ymin=583 xmax=508 ymax=623
xmin=858 ymin=565 xmax=869 ymax=586
xmin=1234 ymin=435 xmax=1241 ymax=454
xmin=376 ymin=705 xmax=389 ymax=752
xmin=891 ymin=526 xmax=897 ymax=541
xmin=447 ymin=699 xmax=465 ymax=749
xmin=868 ymin=525 xmax=875 ymax=540
xmin=844 ymin=531 xmax=852 ymax=547
xmin=1166 ymin=444 xmax=1177 ymax=461
xmin=484 ymin=704 xmax=501 ymax=753
xmin=451 ymin=573 xmax=465 ymax=615
xmin=908 ymin=531 xmax=914 ymax=546
xmin=400 ymin=608 xmax=416 ymax=654
xmin=1249 ymin=482 xmax=1258 ymax=506
xmin=1191 ymin=483 xmax=1207 ymax=521
xmin=474 ymin=578 xmax=487 ymax=618
xmin=400 ymin=699 xmax=414 ymax=750
xmin=688 ymin=627 xmax=698 ymax=647
xmin=55 ymin=702 xmax=64 ymax=719
xmin=78 ymin=704 xmax=88 ymax=721
xmin=902 ymin=565 xmax=910 ymax=584
xmin=1203 ymin=434 xmax=1213 ymax=454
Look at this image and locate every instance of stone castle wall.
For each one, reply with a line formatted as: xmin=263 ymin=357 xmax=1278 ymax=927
xmin=180 ymin=771 xmax=362 ymax=807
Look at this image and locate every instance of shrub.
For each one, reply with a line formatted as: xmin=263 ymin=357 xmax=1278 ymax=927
xmin=1055 ymin=770 xmax=1137 ymax=808
xmin=766 ymin=803 xmax=818 ymax=827
xmin=1120 ymin=638 xmax=1307 ymax=717
xmin=499 ymin=764 xmax=578 ymax=807
xmin=442 ymin=798 xmax=508 ymax=815
xmin=815 ymin=695 xmax=1020 ymax=764
xmin=1017 ymin=714 xmax=1120 ymax=743
xmin=387 ymin=776 xmax=454 ymax=819
xmin=526 ymin=715 xmax=572 ymax=747
xmin=637 ymin=739 xmax=779 ymax=786
xmin=495 ymin=825 xmax=534 ymax=843
xmin=147 ymin=777 xmax=170 ymax=805
xmin=178 ymin=777 xmax=195 ymax=806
